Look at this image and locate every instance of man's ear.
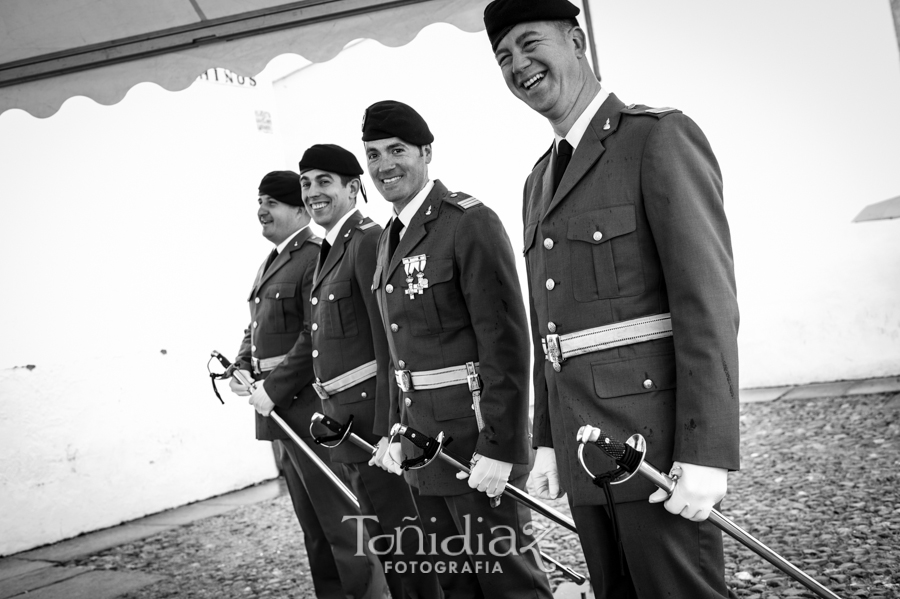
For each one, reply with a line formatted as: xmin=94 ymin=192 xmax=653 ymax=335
xmin=571 ymin=26 xmax=587 ymax=59
xmin=422 ymin=144 xmax=433 ymax=164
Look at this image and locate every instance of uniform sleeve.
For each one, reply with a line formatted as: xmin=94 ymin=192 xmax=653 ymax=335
xmin=262 ymin=249 xmax=317 ymax=408
xmin=642 ymin=113 xmax=740 ymax=470
xmin=455 ymin=207 xmax=532 ymax=465
xmin=235 ymin=326 xmax=252 ymax=372
xmin=354 ymin=230 xmax=393 ymax=437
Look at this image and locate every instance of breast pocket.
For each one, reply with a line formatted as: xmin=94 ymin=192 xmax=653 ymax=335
xmin=567 ymin=205 xmax=644 ymax=302
xmin=319 ymin=279 xmax=359 ymax=339
xmin=263 ymin=282 xmax=298 ymax=332
xmin=402 ymin=258 xmax=468 ymax=336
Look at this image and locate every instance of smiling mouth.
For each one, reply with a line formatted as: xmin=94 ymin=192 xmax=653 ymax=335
xmin=310 ymin=201 xmax=329 ymax=210
xmin=382 ymin=176 xmax=401 ymax=185
xmin=259 ymin=218 xmax=273 ymax=225
xmin=523 ymin=72 xmax=545 ymax=90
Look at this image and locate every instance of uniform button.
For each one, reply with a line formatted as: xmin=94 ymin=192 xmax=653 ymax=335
xmin=311 ymin=297 xmax=319 ymax=305
xmin=252 ymin=321 xmax=258 ymax=328
xmin=543 ymin=238 xmax=554 ymax=250
xmin=386 ymin=284 xmax=394 ymax=293
xmin=471 ymin=404 xmax=475 ymax=410
xmin=398 ymin=360 xmax=406 ymax=369
xmin=254 ymin=297 xmax=260 ymax=304
xmin=593 ymin=231 xmax=603 ymax=242
xmin=312 ymin=323 xmax=318 ymax=331
xmin=450 ymin=193 xmax=458 ymax=198
xmin=548 ymin=322 xmax=557 ymax=333
xmin=361 ymin=392 xmax=367 ymax=398
xmin=545 ymin=279 xmax=555 ymax=290
xmin=275 ymin=292 xmax=280 ymax=299
xmin=312 ymin=350 xmax=319 ymax=358
xmin=404 ymin=397 xmax=412 ymax=407
xmin=251 ymin=345 xmax=256 ymax=352
xmin=328 ymin=293 xmax=335 ymax=301
xmin=390 ymin=323 xmax=399 ymax=332
xmin=642 ymin=379 xmax=653 ymax=389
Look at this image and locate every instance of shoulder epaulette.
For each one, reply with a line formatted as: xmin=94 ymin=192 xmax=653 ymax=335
xmin=533 ymin=144 xmax=553 ymax=169
xmin=620 ymin=104 xmax=682 ymax=118
xmin=355 ymin=217 xmax=377 ymax=231
xmin=446 ymin=192 xmax=483 ymax=211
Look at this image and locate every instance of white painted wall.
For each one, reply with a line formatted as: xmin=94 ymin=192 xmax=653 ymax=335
xmin=1 ymin=0 xmax=898 ymax=556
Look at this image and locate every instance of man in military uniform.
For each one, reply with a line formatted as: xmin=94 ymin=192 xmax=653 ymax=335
xmin=363 ymin=100 xmax=553 ymax=599
xmin=484 ymin=1 xmax=741 ymax=597
xmin=229 ymin=170 xmax=386 ymax=599
xmin=298 ymin=144 xmax=443 ymax=599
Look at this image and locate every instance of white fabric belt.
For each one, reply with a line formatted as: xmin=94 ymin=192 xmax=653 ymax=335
xmin=394 ymin=362 xmax=481 ymax=393
xmin=313 ymin=360 xmax=378 ymax=400
xmin=252 ymin=354 xmax=286 ymax=374
xmin=542 ymin=313 xmax=673 ymax=368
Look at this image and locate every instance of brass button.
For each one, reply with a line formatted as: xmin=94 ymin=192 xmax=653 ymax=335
xmin=593 ymin=231 xmax=603 ymax=242
xmin=543 ymin=238 xmax=554 ymax=250
xmin=361 ymin=392 xmax=367 ymax=398
xmin=471 ymin=404 xmax=475 ymax=410
xmin=450 ymin=193 xmax=458 ymax=198
xmin=390 ymin=323 xmax=399 ymax=332
xmin=548 ymin=322 xmax=557 ymax=333
xmin=312 ymin=323 xmax=318 ymax=331
xmin=398 ymin=360 xmax=406 ymax=369
xmin=386 ymin=284 xmax=394 ymax=294
xmin=328 ymin=293 xmax=335 ymax=301
xmin=251 ymin=345 xmax=256 ymax=352
xmin=404 ymin=397 xmax=412 ymax=407
xmin=275 ymin=292 xmax=280 ymax=299
xmin=252 ymin=321 xmax=258 ymax=328
xmin=254 ymin=297 xmax=260 ymax=304
xmin=545 ymin=279 xmax=555 ymax=291
xmin=642 ymin=379 xmax=653 ymax=389
xmin=311 ymin=297 xmax=319 ymax=305
xmin=312 ymin=350 xmax=319 ymax=358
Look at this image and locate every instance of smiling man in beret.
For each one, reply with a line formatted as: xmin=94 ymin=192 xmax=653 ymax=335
xmin=484 ymin=1 xmax=741 ymax=597
xmin=363 ymin=100 xmax=553 ymax=598
xmin=229 ymin=170 xmax=387 ymax=599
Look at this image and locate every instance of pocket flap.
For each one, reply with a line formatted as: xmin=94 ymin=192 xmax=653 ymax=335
xmin=421 ymin=258 xmax=453 ymax=285
xmin=592 ymin=352 xmax=676 ymax=398
xmin=432 ymin=394 xmax=476 ymax=421
xmin=523 ymin=222 xmax=537 ymax=255
xmin=322 ymin=279 xmax=352 ymax=302
xmin=567 ymin=205 xmax=636 ymax=245
xmin=264 ymin=282 xmax=296 ymax=300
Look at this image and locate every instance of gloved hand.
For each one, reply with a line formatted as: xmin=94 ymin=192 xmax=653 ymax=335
xmin=456 ymin=453 xmax=513 ymax=497
xmin=248 ymin=383 xmax=275 ymax=417
xmin=526 ymin=447 xmax=561 ymax=499
xmin=649 ymin=461 xmax=727 ymax=522
xmin=229 ymin=369 xmax=253 ymax=396
xmin=379 ymin=440 xmax=404 ymax=476
xmin=369 ymin=436 xmax=392 ymax=471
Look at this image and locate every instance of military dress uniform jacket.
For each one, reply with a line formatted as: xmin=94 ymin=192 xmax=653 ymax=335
xmin=309 ymin=211 xmax=391 ymax=463
xmin=525 ymin=93 xmax=740 ymax=507
xmin=373 ymin=180 xmax=533 ymax=496
xmin=236 ymin=227 xmax=322 ymax=441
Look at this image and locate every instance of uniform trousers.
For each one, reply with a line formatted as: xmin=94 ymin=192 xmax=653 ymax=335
xmin=341 ymin=462 xmax=444 ymax=599
xmin=279 ymin=439 xmax=387 ymax=599
xmin=569 ymin=497 xmax=731 ymax=599
xmin=410 ymin=474 xmax=553 ymax=599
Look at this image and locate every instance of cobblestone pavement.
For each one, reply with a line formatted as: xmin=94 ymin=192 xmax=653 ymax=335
xmin=62 ymin=392 xmax=900 ymax=598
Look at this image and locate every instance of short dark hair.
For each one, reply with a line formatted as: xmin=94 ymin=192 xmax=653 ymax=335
xmin=553 ymin=18 xmax=579 ymax=34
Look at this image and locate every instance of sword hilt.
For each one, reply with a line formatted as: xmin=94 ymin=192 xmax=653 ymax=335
xmin=389 ymin=423 xmax=446 ymax=470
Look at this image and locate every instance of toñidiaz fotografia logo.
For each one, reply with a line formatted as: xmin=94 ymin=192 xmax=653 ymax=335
xmin=343 ymin=514 xmax=557 ymax=574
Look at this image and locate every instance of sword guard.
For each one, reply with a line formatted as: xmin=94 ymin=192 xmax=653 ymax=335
xmin=389 ymin=423 xmax=446 ymax=470
xmin=309 ymin=412 xmax=354 ymax=448
xmin=577 ymin=433 xmax=647 ymax=485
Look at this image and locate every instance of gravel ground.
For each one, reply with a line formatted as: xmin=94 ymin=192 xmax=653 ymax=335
xmin=70 ymin=392 xmax=900 ymax=598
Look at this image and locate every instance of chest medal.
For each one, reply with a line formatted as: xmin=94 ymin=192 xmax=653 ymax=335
xmin=402 ymin=254 xmax=429 ymax=299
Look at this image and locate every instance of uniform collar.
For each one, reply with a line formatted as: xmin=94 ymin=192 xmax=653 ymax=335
xmin=395 ymin=179 xmax=434 ymax=229
xmin=275 ymin=225 xmax=309 ymax=254
xmin=555 ymin=87 xmax=610 ymax=151
xmin=324 ymin=209 xmax=357 ymax=246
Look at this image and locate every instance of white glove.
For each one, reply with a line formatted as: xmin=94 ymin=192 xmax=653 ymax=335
xmin=456 ymin=453 xmax=513 ymax=497
xmin=229 ymin=369 xmax=253 ymax=396
xmin=248 ymin=383 xmax=275 ymax=417
xmin=526 ymin=447 xmax=561 ymax=500
xmin=380 ymin=440 xmax=404 ymax=476
xmin=649 ymin=461 xmax=727 ymax=522
xmin=369 ymin=436 xmax=392 ymax=470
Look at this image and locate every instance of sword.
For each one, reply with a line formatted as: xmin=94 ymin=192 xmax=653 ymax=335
xmin=577 ymin=428 xmax=842 ymax=599
xmin=209 ymin=350 xmax=360 ymax=509
xmin=309 ymin=414 xmax=586 ymax=585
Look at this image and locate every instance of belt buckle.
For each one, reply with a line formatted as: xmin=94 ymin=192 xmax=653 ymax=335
xmin=251 ymin=357 xmax=262 ymax=376
xmin=545 ymin=334 xmax=564 ymax=367
xmin=465 ymin=362 xmax=481 ymax=392
xmin=395 ymin=369 xmax=414 ymax=392
xmin=312 ymin=379 xmax=329 ymax=400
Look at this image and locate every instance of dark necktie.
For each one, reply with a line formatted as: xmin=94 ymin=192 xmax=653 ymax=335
xmin=263 ymin=249 xmax=278 ymax=273
xmin=319 ymin=240 xmax=331 ymax=269
xmin=388 ymin=217 xmax=404 ymax=259
xmin=552 ymin=139 xmax=573 ymax=195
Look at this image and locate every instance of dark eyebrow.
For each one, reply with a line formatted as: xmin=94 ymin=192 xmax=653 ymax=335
xmin=514 ymin=29 xmax=542 ymax=45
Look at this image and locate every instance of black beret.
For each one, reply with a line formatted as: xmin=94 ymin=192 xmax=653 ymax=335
xmin=483 ymin=0 xmax=580 ymax=51
xmin=258 ymin=170 xmax=303 ymax=207
xmin=361 ymin=100 xmax=434 ymax=146
xmin=297 ymin=144 xmax=363 ymax=177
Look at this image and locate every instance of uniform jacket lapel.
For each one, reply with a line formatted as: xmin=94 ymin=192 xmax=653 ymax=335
xmin=545 ymin=93 xmax=627 ymax=218
xmin=254 ymin=226 xmax=314 ymax=294
xmin=312 ymin=210 xmax=360 ymax=290
xmin=386 ymin=181 xmax=444 ymax=279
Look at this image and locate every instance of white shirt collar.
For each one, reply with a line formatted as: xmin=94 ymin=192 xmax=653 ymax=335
xmin=395 ymin=179 xmax=434 ymax=230
xmin=554 ymin=87 xmax=610 ymax=151
xmin=275 ymin=225 xmax=308 ymax=254
xmin=324 ymin=209 xmax=358 ymax=246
